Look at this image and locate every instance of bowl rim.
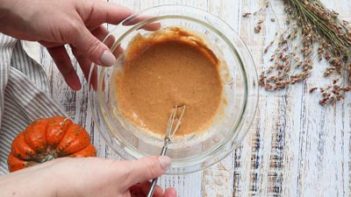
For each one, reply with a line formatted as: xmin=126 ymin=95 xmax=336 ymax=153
xmin=88 ymin=4 xmax=259 ymax=174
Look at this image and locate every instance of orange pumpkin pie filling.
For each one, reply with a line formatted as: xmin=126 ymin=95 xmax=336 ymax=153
xmin=114 ymin=27 xmax=223 ymax=136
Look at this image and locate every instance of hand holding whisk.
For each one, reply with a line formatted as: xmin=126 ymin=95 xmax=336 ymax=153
xmin=147 ymin=105 xmax=186 ymax=197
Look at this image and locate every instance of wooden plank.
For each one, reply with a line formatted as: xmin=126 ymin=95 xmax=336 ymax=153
xmin=29 ymin=0 xmax=351 ymax=196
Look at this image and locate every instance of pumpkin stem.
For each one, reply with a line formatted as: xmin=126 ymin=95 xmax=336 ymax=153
xmin=35 ymin=149 xmax=59 ymax=163
xmin=41 ymin=153 xmax=57 ymax=162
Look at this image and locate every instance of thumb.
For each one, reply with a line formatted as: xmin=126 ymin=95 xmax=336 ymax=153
xmin=124 ymin=156 xmax=171 ymax=186
xmin=72 ymin=26 xmax=116 ymax=66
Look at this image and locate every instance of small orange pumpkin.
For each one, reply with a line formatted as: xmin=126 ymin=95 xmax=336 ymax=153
xmin=7 ymin=116 xmax=96 ymax=172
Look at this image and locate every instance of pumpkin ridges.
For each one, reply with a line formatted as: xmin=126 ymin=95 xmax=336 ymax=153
xmin=24 ymin=119 xmax=49 ymax=153
xmin=8 ymin=117 xmax=96 ymax=172
xmin=46 ymin=116 xmax=72 ymax=147
xmin=71 ymin=144 xmax=96 ymax=157
xmin=11 ymin=133 xmax=36 ymax=160
xmin=7 ymin=154 xmax=28 ymax=172
xmin=57 ymin=123 xmax=90 ymax=156
xmin=7 ymin=154 xmax=38 ymax=172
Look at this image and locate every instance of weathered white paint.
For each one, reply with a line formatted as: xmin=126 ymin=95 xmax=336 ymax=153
xmin=30 ymin=0 xmax=351 ymax=196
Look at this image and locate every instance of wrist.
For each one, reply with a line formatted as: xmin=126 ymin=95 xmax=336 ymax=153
xmin=0 ymin=0 xmax=21 ymax=32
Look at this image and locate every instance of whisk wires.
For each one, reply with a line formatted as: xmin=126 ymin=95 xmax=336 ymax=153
xmin=165 ymin=105 xmax=186 ymax=140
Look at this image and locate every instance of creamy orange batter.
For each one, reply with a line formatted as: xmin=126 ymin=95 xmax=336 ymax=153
xmin=114 ymin=27 xmax=222 ymax=136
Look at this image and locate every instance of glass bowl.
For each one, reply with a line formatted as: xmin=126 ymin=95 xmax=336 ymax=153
xmin=88 ymin=5 xmax=258 ymax=174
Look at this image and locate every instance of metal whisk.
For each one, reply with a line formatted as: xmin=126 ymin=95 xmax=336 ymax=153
xmin=147 ymin=105 xmax=186 ymax=197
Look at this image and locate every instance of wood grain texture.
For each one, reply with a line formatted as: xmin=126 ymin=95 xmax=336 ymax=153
xmin=34 ymin=0 xmax=351 ymax=196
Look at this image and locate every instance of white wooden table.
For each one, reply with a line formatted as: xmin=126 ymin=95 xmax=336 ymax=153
xmin=38 ymin=0 xmax=351 ymax=196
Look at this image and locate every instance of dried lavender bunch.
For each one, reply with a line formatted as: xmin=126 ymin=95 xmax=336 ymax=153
xmin=259 ymin=0 xmax=351 ymax=105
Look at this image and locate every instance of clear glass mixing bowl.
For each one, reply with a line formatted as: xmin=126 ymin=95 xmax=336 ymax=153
xmin=88 ymin=5 xmax=258 ymax=174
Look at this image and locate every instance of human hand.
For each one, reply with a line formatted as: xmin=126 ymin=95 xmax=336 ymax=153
xmin=0 ymin=0 xmax=132 ymax=90
xmin=0 ymin=156 xmax=176 ymax=197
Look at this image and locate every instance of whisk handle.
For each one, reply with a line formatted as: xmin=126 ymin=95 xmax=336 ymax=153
xmin=160 ymin=137 xmax=170 ymax=156
xmin=147 ymin=178 xmax=158 ymax=197
xmin=147 ymin=138 xmax=171 ymax=197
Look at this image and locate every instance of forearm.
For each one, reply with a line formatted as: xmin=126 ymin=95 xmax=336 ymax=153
xmin=0 ymin=0 xmax=10 ymax=19
xmin=0 ymin=0 xmax=18 ymax=26
xmin=0 ymin=0 xmax=31 ymax=38
xmin=0 ymin=170 xmax=56 ymax=197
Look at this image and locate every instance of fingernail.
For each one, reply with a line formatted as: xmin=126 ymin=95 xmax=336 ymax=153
xmin=159 ymin=156 xmax=171 ymax=170
xmin=100 ymin=50 xmax=116 ymax=66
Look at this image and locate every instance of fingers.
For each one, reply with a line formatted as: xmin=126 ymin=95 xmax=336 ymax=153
xmin=122 ymin=16 xmax=161 ymax=31
xmin=164 ymin=188 xmax=177 ymax=197
xmin=139 ymin=22 xmax=161 ymax=31
xmin=83 ymin=0 xmax=160 ymax=31
xmin=72 ymin=2 xmax=130 ymax=66
xmin=72 ymin=25 xmax=110 ymax=89
xmin=79 ymin=1 xmax=133 ymax=28
xmin=123 ymin=156 xmax=171 ymax=186
xmin=129 ymin=182 xmax=164 ymax=197
xmin=71 ymin=48 xmax=96 ymax=90
xmin=92 ymin=26 xmax=110 ymax=41
xmin=47 ymin=46 xmax=81 ymax=90
xmin=94 ymin=29 xmax=115 ymax=49
xmin=71 ymin=25 xmax=116 ymax=67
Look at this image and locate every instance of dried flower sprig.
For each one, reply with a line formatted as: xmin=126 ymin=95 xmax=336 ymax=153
xmin=242 ymin=0 xmax=270 ymax=34
xmin=259 ymin=0 xmax=351 ymax=105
